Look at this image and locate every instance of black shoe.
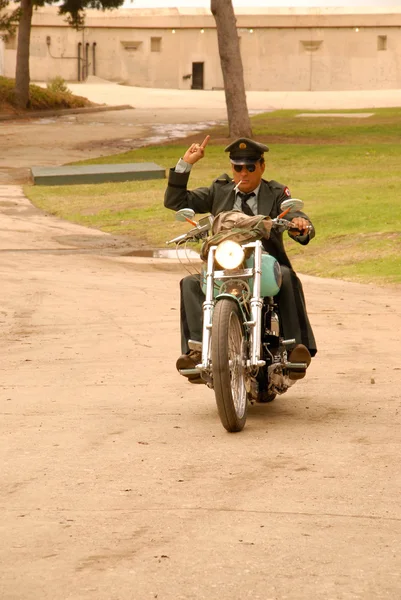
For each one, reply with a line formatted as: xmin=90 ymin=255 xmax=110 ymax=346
xmin=176 ymin=350 xmax=202 ymax=380
xmin=287 ymin=344 xmax=311 ymax=381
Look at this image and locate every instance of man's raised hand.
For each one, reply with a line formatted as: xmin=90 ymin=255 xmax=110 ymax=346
xmin=183 ymin=135 xmax=210 ymax=165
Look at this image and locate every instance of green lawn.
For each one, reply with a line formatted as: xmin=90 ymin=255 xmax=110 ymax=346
xmin=25 ymin=108 xmax=401 ymax=285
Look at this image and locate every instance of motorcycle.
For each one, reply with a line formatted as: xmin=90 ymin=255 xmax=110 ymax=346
xmin=166 ymin=199 xmax=311 ymax=433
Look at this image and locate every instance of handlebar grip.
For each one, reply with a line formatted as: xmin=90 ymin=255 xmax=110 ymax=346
xmin=166 ymin=233 xmax=188 ymax=245
xmin=272 ymin=218 xmax=312 ymax=234
xmin=289 ymin=224 xmax=313 ymax=234
xmin=166 ymin=221 xmax=212 ymax=245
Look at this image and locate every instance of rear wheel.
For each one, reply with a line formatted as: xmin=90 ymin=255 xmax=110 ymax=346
xmin=256 ymin=363 xmax=276 ymax=403
xmin=259 ymin=391 xmax=277 ymax=403
xmin=212 ymin=299 xmax=247 ymax=432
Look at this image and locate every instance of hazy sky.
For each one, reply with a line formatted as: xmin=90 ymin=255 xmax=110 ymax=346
xmin=124 ymin=0 xmax=401 ymax=7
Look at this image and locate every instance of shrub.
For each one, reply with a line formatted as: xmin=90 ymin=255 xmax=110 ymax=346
xmin=46 ymin=76 xmax=72 ymax=95
xmin=0 ymin=76 xmax=93 ymax=112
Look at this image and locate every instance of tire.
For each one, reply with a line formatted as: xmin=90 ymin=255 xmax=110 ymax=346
xmin=255 ymin=362 xmax=276 ymax=403
xmin=258 ymin=391 xmax=277 ymax=403
xmin=212 ymin=299 xmax=248 ymax=432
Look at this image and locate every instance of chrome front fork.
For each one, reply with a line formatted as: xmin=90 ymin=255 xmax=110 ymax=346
xmin=244 ymin=240 xmax=265 ymax=368
xmin=201 ymin=245 xmax=217 ymax=370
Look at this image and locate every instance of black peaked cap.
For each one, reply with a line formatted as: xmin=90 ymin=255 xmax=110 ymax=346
xmin=224 ymin=138 xmax=269 ymax=164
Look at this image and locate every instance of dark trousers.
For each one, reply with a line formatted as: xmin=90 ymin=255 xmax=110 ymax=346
xmin=179 ymin=267 xmax=317 ymax=356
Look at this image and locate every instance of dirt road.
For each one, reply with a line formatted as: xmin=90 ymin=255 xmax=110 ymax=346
xmin=1 ymin=104 xmax=401 ymax=599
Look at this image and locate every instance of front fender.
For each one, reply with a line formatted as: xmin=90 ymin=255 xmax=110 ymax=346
xmin=214 ymin=293 xmax=250 ymax=337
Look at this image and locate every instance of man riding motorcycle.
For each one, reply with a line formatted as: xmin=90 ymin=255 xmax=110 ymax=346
xmin=164 ymin=135 xmax=317 ymax=382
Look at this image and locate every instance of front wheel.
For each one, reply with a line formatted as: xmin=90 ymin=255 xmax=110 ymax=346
xmin=212 ymin=299 xmax=248 ymax=432
xmin=258 ymin=391 xmax=276 ymax=403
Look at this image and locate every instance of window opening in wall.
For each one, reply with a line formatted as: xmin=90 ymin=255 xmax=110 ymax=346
xmin=300 ymin=40 xmax=323 ymax=52
xmin=151 ymin=37 xmax=162 ymax=52
xmin=377 ymin=35 xmax=387 ymax=51
xmin=121 ymin=41 xmax=142 ymax=52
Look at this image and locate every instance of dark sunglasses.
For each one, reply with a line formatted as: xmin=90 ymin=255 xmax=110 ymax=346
xmin=233 ymin=163 xmax=257 ymax=173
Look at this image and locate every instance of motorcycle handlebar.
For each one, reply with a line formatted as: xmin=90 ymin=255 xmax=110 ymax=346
xmin=166 ymin=232 xmax=188 ymax=245
xmin=272 ymin=218 xmax=313 ymax=234
xmin=166 ymin=221 xmax=212 ymax=245
xmin=166 ymin=216 xmax=312 ymax=245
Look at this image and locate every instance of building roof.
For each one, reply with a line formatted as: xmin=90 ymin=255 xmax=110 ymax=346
xmin=28 ymin=4 xmax=401 ymax=28
xmin=121 ymin=5 xmax=401 ymax=16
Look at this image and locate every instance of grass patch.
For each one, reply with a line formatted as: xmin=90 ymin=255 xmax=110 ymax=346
xmin=25 ymin=108 xmax=401 ymax=285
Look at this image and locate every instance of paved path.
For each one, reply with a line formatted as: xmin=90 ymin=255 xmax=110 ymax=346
xmin=1 ymin=85 xmax=401 ymax=598
xmin=66 ymin=79 xmax=401 ymax=111
xmin=1 ymin=188 xmax=401 ymax=599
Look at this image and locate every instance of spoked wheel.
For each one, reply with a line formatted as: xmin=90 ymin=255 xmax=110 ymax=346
xmin=212 ymin=299 xmax=248 ymax=432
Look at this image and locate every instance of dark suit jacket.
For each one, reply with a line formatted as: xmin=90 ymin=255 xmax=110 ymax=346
xmin=164 ymin=170 xmax=315 ymax=269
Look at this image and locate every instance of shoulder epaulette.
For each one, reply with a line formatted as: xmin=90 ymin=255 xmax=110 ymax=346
xmin=213 ymin=173 xmax=232 ymax=184
xmin=267 ymin=179 xmax=286 ymax=190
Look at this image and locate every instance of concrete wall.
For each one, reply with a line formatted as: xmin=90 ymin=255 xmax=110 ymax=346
xmin=3 ymin=6 xmax=401 ymax=91
xmin=240 ymin=26 xmax=401 ymax=91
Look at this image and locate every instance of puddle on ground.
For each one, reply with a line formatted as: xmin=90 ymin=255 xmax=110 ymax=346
xmin=141 ymin=121 xmax=220 ymax=145
xmin=32 ymin=118 xmax=58 ymax=124
xmin=125 ymin=248 xmax=200 ymax=259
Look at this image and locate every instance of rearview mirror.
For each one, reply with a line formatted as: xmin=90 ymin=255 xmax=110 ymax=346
xmin=280 ymin=198 xmax=304 ymax=213
xmin=175 ymin=208 xmax=196 ymax=222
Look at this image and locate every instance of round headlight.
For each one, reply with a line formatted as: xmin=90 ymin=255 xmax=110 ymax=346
xmin=215 ymin=240 xmax=245 ymax=270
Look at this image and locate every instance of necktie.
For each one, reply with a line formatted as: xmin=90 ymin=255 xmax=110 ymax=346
xmin=238 ymin=192 xmax=255 ymax=216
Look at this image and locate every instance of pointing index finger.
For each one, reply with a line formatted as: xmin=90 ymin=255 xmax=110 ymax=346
xmin=200 ymin=135 xmax=210 ymax=149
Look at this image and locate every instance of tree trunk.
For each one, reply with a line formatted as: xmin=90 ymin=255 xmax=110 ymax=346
xmin=211 ymin=0 xmax=252 ymax=139
xmin=14 ymin=0 xmax=33 ymax=109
